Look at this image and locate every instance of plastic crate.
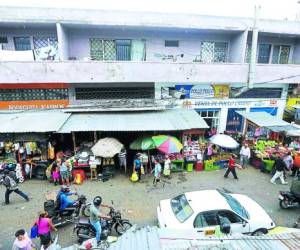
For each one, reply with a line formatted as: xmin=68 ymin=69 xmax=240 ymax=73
xmin=186 ymin=163 xmax=194 ymax=172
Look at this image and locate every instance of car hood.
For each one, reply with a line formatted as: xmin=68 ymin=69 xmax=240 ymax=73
xmin=157 ymin=199 xmax=189 ymax=229
xmin=232 ymin=194 xmax=275 ymax=229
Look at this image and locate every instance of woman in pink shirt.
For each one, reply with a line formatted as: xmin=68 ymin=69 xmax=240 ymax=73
xmin=35 ymin=211 xmax=57 ymax=243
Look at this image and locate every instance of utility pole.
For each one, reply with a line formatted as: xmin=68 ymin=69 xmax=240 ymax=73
xmin=248 ymin=5 xmax=260 ymax=89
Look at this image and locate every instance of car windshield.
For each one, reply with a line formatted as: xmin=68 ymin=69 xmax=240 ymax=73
xmin=220 ymin=191 xmax=250 ymax=220
xmin=170 ymin=194 xmax=194 ymax=223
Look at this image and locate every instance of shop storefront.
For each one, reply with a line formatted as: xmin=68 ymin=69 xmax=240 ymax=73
xmin=156 ymin=82 xmax=288 ymax=135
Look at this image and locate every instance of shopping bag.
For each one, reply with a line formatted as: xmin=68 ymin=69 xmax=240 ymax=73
xmin=30 ymin=224 xmax=38 ymax=239
xmin=141 ymin=166 xmax=145 ymax=175
xmin=74 ymin=173 xmax=83 ymax=185
xmin=130 ymin=172 xmax=138 ymax=182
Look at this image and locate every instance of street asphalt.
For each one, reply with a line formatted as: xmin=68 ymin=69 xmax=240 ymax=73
xmin=0 ymin=166 xmax=299 ymax=249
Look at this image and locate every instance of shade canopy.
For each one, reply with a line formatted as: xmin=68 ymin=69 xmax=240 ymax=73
xmin=209 ymin=134 xmax=239 ymax=149
xmin=152 ymin=135 xmax=183 ymax=154
xmin=0 ymin=110 xmax=70 ymax=133
xmin=58 ymin=109 xmax=209 ymax=132
xmin=91 ymin=138 xmax=124 ymax=158
xmin=130 ymin=137 xmax=155 ymax=150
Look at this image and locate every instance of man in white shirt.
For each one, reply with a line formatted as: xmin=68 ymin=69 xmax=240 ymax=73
xmin=239 ymin=143 xmax=251 ymax=168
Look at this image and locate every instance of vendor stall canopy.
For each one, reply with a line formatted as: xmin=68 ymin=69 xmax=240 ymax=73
xmin=0 ymin=110 xmax=71 ymax=133
xmin=237 ymin=111 xmax=298 ymax=132
xmin=58 ymin=109 xmax=209 ymax=132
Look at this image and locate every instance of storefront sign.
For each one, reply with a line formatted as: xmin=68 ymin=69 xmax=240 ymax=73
xmin=180 ymin=99 xmax=278 ymax=109
xmin=175 ymin=84 xmax=229 ymax=99
xmin=0 ymin=100 xmax=69 ymax=110
xmin=0 ymin=83 xmax=69 ymax=110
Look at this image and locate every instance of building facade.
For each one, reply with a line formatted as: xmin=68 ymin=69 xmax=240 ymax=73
xmin=0 ymin=6 xmax=300 ymax=132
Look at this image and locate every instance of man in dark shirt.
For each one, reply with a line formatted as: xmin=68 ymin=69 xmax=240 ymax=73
xmin=270 ymin=154 xmax=288 ymax=185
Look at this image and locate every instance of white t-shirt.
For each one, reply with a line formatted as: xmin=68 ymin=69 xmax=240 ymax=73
xmin=164 ymin=158 xmax=171 ymax=170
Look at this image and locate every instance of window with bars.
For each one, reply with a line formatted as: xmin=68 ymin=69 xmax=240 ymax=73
xmin=200 ymin=41 xmax=228 ymax=63
xmin=0 ymin=89 xmax=68 ymax=101
xmin=14 ymin=37 xmax=31 ymax=51
xmin=90 ymin=38 xmax=120 ymax=61
xmin=197 ymin=109 xmax=220 ymax=130
xmin=257 ymin=44 xmax=271 ymax=63
xmin=33 ymin=37 xmax=58 ymax=60
xmin=272 ymin=45 xmax=290 ymax=64
xmin=75 ymin=87 xmax=154 ymax=100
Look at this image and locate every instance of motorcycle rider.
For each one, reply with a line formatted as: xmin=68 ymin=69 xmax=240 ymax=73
xmin=89 ymin=196 xmax=111 ymax=245
xmin=57 ymin=185 xmax=76 ymax=211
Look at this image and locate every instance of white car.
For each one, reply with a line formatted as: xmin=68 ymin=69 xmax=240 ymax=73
xmin=157 ymin=190 xmax=275 ymax=235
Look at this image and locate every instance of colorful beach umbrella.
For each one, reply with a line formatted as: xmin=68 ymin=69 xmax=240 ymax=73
xmin=129 ymin=137 xmax=155 ymax=150
xmin=152 ymin=135 xmax=183 ymax=154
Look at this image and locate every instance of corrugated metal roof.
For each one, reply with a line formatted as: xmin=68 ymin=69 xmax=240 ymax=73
xmin=0 ymin=110 xmax=71 ymax=133
xmin=58 ymin=109 xmax=209 ymax=133
xmin=237 ymin=111 xmax=292 ymax=127
xmin=109 ymin=227 xmax=300 ymax=250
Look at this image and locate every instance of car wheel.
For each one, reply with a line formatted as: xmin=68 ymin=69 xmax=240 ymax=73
xmin=251 ymin=228 xmax=268 ymax=236
xmin=279 ymin=200 xmax=289 ymax=209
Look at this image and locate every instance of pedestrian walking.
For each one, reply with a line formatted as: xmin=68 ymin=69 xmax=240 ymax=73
xmin=118 ymin=147 xmax=127 ymax=172
xmin=59 ymin=159 xmax=70 ymax=186
xmin=2 ymin=169 xmax=29 ymax=205
xmin=163 ymin=155 xmax=171 ymax=179
xmin=34 ymin=211 xmax=57 ymax=244
xmin=206 ymin=143 xmax=213 ymax=160
xmin=133 ymin=154 xmax=142 ymax=181
xmin=224 ymin=154 xmax=242 ymax=179
xmin=152 ymin=159 xmax=162 ymax=187
xmin=291 ymin=152 xmax=300 ymax=177
xmin=270 ymin=153 xmax=288 ymax=185
xmin=12 ymin=229 xmax=35 ymax=250
xmin=239 ymin=143 xmax=251 ymax=168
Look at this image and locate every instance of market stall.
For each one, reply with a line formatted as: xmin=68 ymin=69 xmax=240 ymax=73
xmin=237 ymin=111 xmax=299 ymax=172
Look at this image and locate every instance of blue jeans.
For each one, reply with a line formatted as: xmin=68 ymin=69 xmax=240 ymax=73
xmin=91 ymin=220 xmax=101 ymax=242
xmin=5 ymin=188 xmax=29 ymax=204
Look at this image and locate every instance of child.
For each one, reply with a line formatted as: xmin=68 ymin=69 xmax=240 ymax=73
xmin=152 ymin=159 xmax=163 ymax=187
xmin=52 ymin=166 xmax=60 ymax=186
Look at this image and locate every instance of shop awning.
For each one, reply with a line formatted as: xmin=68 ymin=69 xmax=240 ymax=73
xmin=287 ymin=124 xmax=300 ymax=137
xmin=237 ymin=111 xmax=297 ymax=132
xmin=0 ymin=110 xmax=71 ymax=133
xmin=58 ymin=109 xmax=209 ymax=133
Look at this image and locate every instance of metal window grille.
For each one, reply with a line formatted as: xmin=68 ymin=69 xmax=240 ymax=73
xmin=257 ymin=44 xmax=271 ymax=63
xmin=0 ymin=89 xmax=68 ymax=101
xmin=33 ymin=37 xmax=58 ymax=60
xmin=272 ymin=45 xmax=290 ymax=64
xmin=200 ymin=42 xmax=228 ymax=63
xmin=75 ymin=87 xmax=154 ymax=100
xmin=14 ymin=37 xmax=31 ymax=51
xmin=90 ymin=39 xmax=117 ymax=61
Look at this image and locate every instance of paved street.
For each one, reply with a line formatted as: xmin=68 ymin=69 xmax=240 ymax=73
xmin=0 ymin=167 xmax=299 ymax=249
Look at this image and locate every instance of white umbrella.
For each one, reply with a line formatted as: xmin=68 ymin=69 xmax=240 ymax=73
xmin=209 ymin=134 xmax=239 ymax=149
xmin=91 ymin=138 xmax=124 ymax=158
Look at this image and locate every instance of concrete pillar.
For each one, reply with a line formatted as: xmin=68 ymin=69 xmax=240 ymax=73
xmin=56 ymin=23 xmax=69 ymax=60
xmin=229 ymin=30 xmax=248 ymax=63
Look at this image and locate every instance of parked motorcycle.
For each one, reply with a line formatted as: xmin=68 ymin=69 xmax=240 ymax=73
xmin=278 ymin=178 xmax=300 ymax=209
xmin=74 ymin=202 xmax=132 ymax=243
xmin=44 ymin=192 xmax=90 ymax=227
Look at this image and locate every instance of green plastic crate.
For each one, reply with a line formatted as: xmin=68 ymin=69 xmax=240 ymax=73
xmin=186 ymin=163 xmax=194 ymax=172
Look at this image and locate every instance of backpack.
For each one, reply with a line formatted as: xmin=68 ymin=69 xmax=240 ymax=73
xmin=7 ymin=176 xmax=18 ymax=190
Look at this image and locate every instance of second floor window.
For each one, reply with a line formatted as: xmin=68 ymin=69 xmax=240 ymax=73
xmin=257 ymin=44 xmax=271 ymax=63
xmin=14 ymin=37 xmax=31 ymax=51
xmin=90 ymin=39 xmax=133 ymax=61
xmin=272 ymin=45 xmax=290 ymax=64
xmin=200 ymin=41 xmax=228 ymax=63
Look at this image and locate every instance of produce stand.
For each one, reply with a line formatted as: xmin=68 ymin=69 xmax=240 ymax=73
xmin=171 ymin=159 xmax=184 ymax=172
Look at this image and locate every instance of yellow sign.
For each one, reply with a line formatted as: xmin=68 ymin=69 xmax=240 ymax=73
xmin=212 ymin=84 xmax=229 ymax=98
xmin=286 ymin=98 xmax=300 ymax=110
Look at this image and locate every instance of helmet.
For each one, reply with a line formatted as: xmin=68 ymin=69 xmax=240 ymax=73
xmin=60 ymin=185 xmax=69 ymax=193
xmin=93 ymin=196 xmax=102 ymax=207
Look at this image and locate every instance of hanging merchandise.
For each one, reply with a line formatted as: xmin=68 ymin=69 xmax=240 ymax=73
xmin=0 ymin=142 xmax=4 ymax=148
xmin=25 ymin=142 xmax=31 ymax=155
xmin=14 ymin=143 xmax=20 ymax=150
xmin=48 ymin=142 xmax=55 ymax=160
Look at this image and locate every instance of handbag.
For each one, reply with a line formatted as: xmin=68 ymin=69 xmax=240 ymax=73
xmin=30 ymin=224 xmax=38 ymax=239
